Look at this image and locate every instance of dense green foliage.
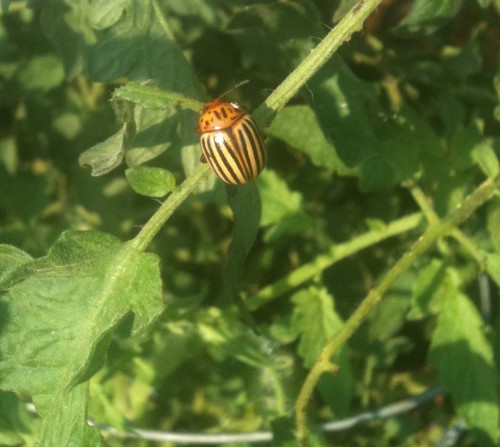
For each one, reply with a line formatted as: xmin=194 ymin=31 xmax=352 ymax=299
xmin=1 ymin=0 xmax=500 ymax=446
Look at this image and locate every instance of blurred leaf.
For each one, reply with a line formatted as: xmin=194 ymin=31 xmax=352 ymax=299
xmin=1 ymin=0 xmax=11 ymax=14
xmin=0 ymin=391 xmax=38 ymax=446
xmin=89 ymin=0 xmax=127 ymax=30
xmin=485 ymin=254 xmax=500 ymax=287
xmin=79 ymin=125 xmax=126 ymax=176
xmin=271 ymin=416 xmax=298 ymax=447
xmin=18 ymin=55 xmax=64 ymax=91
xmin=398 ymin=0 xmax=465 ymax=33
xmin=0 ymin=137 xmax=17 ymax=175
xmin=0 ymin=167 xmax=50 ymax=222
xmin=487 ymin=199 xmax=500 ymax=252
xmin=40 ymin=0 xmax=95 ymax=78
xmin=227 ymin=0 xmax=321 ymax=77
xmin=0 ymin=231 xmax=163 ymax=445
xmin=429 ymin=291 xmax=498 ymax=446
xmin=472 ymin=139 xmax=499 ymax=179
xmin=267 ymin=105 xmax=353 ymax=175
xmin=444 ymin=40 xmax=482 ymax=80
xmin=125 ymin=166 xmax=176 ymax=197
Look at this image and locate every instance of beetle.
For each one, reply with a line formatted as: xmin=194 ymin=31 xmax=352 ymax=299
xmin=196 ymin=84 xmax=266 ymax=185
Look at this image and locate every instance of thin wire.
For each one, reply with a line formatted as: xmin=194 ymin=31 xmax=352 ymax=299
xmin=433 ymin=421 xmax=467 ymax=447
xmin=90 ymin=385 xmax=445 ymax=444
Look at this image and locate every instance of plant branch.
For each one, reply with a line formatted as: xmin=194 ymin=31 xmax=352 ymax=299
xmin=295 ymin=174 xmax=500 ymax=443
xmin=128 ymin=0 xmax=384 ymax=253
xmin=248 ymin=212 xmax=424 ymax=310
xmin=254 ymin=0 xmax=384 ymax=126
xmin=131 ymin=164 xmax=211 ymax=252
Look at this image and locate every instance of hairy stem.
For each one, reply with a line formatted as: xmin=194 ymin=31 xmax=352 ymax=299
xmin=295 ymin=175 xmax=500 ymax=443
xmin=249 ymin=212 xmax=424 ymax=310
xmin=131 ymin=0 xmax=384 ymax=252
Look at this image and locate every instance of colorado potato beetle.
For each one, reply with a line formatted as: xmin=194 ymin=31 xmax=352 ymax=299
xmin=196 ymin=84 xmax=266 ymax=185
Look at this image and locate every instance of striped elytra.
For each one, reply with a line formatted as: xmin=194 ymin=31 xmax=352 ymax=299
xmin=196 ymin=98 xmax=266 ymax=185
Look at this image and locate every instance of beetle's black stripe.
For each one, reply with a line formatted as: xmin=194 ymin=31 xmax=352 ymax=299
xmin=201 ymin=133 xmax=240 ymax=184
xmin=223 ymin=134 xmax=250 ymax=183
xmin=238 ymin=116 xmax=266 ymax=178
xmin=221 ymin=107 xmax=228 ymax=118
xmin=213 ymin=110 xmax=222 ymax=121
xmin=200 ymin=115 xmax=266 ymax=185
xmin=201 ymin=135 xmax=231 ymax=184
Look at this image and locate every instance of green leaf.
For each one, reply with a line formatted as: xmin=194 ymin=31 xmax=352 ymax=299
xmin=1 ymin=0 xmax=11 ymax=14
xmin=266 ymin=105 xmax=352 ymax=174
xmin=310 ymin=61 xmax=441 ymax=191
xmin=18 ymin=55 xmax=64 ymax=92
xmin=291 ymin=287 xmax=342 ymax=367
xmin=408 ymin=258 xmax=458 ymax=320
xmin=79 ymin=125 xmax=126 ymax=176
xmin=89 ymin=0 xmax=127 ymax=30
xmin=368 ymin=272 xmax=414 ymax=342
xmin=291 ymin=287 xmax=352 ymax=417
xmin=86 ymin=1 xmax=199 ymax=93
xmin=429 ymin=292 xmax=498 ymax=446
xmin=0 ymin=231 xmax=163 ymax=445
xmin=0 ymin=137 xmax=17 ymax=175
xmin=39 ymin=383 xmax=102 ymax=447
xmin=257 ymin=169 xmax=314 ymax=241
xmin=0 ymin=245 xmax=32 ymax=282
xmin=113 ymin=82 xmax=203 ymax=112
xmin=257 ymin=170 xmax=302 ymax=226
xmin=398 ymin=0 xmax=465 ymax=33
xmin=224 ymin=183 xmax=261 ymax=326
xmin=125 ymin=166 xmax=176 ymax=197
xmin=472 ymin=139 xmax=499 ymax=179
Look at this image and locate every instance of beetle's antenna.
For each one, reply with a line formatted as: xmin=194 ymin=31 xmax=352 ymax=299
xmin=218 ymin=80 xmax=250 ymax=100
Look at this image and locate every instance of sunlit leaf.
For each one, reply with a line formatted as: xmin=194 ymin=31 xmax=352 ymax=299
xmin=429 ymin=291 xmax=498 ymax=446
xmin=0 ymin=231 xmax=163 ymax=445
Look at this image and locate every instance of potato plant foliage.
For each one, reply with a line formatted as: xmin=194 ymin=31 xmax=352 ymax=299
xmin=1 ymin=1 xmax=500 ymax=446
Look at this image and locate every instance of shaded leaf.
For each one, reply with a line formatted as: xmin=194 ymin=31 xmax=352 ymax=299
xmin=224 ymin=183 xmax=261 ymax=327
xmin=40 ymin=0 xmax=95 ymax=78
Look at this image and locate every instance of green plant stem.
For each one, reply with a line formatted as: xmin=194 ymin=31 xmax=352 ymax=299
xmin=127 ymin=0 xmax=384 ymax=254
xmin=295 ymin=174 xmax=500 ymax=443
xmin=408 ymin=183 xmax=487 ymax=267
xmin=254 ymin=0 xmax=383 ymax=126
xmin=248 ymin=212 xmax=424 ymax=311
xmin=131 ymin=164 xmax=211 ymax=252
